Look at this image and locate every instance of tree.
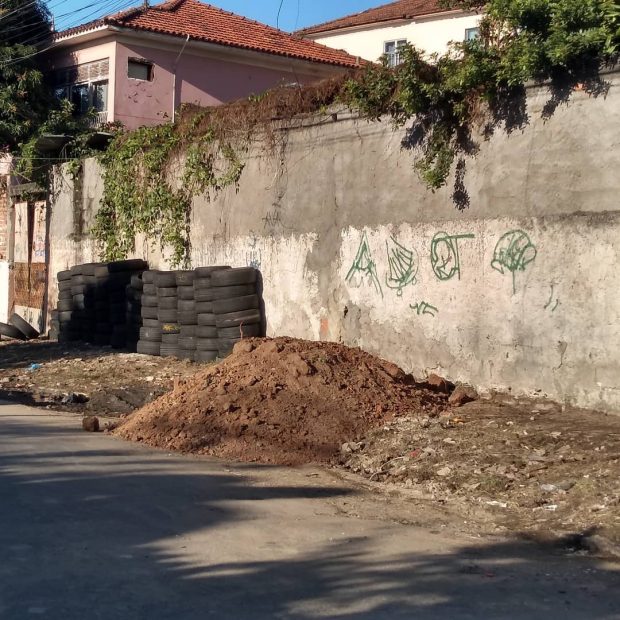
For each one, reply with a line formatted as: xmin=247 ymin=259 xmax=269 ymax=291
xmin=0 ymin=0 xmax=53 ymax=151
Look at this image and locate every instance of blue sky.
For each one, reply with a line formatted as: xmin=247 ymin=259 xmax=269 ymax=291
xmin=49 ymin=0 xmax=382 ymax=33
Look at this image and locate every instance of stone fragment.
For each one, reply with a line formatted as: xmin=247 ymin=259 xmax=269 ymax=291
xmin=448 ymin=384 xmax=479 ymax=407
xmin=234 ymin=341 xmax=256 ymax=354
xmin=426 ymin=373 xmax=455 ymax=394
xmin=82 ymin=416 xmax=100 ymax=432
xmin=437 ymin=466 xmax=452 ymax=477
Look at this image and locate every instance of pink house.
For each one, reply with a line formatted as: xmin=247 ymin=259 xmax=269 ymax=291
xmin=48 ymin=0 xmax=362 ymax=129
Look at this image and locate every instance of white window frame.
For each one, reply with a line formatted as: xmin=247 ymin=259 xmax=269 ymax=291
xmin=465 ymin=27 xmax=480 ymax=42
xmin=383 ymin=39 xmax=408 ymax=67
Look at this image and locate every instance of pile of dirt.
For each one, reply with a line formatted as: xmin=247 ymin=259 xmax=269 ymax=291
xmin=115 ymin=337 xmax=449 ymax=464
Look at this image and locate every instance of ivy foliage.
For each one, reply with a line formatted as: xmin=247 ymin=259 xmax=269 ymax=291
xmin=341 ymin=0 xmax=620 ymax=189
xmin=92 ymin=122 xmax=244 ymax=267
xmin=85 ymin=0 xmax=620 ymax=263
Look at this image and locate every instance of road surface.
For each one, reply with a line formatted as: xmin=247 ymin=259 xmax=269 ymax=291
xmin=0 ymin=402 xmax=618 ymax=619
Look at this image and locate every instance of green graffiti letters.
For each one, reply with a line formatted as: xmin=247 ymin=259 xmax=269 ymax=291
xmin=346 ymin=232 xmax=384 ymax=298
xmin=491 ymin=230 xmax=537 ymax=294
xmin=385 ymin=236 xmax=419 ymax=296
xmin=410 ymin=301 xmax=439 ymax=317
xmin=430 ymin=232 xmax=475 ymax=281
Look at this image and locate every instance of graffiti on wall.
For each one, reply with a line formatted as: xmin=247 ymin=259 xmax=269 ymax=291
xmin=346 ymin=228 xmax=540 ymax=316
xmin=346 ymin=232 xmax=383 ymax=297
xmin=410 ymin=301 xmax=439 ymax=317
xmin=246 ymin=232 xmax=262 ymax=270
xmin=544 ymin=283 xmax=560 ymax=313
xmin=385 ymin=236 xmax=419 ymax=296
xmin=491 ymin=230 xmax=537 ymax=294
xmin=430 ymin=232 xmax=475 ymax=281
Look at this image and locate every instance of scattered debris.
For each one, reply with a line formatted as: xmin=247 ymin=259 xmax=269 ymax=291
xmin=62 ymin=392 xmax=90 ymax=405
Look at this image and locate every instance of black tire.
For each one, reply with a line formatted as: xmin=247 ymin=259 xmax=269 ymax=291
xmin=211 ymin=267 xmax=257 ymax=287
xmin=0 ymin=321 xmax=28 ymax=340
xmin=196 ymin=338 xmax=219 ymax=351
xmin=141 ymin=294 xmax=158 ymax=307
xmin=106 ymin=259 xmax=148 ymax=273
xmin=157 ymin=287 xmax=178 ymax=298
xmin=160 ymin=345 xmax=179 ymax=358
xmin=213 ymin=294 xmax=260 ymax=315
xmin=71 ymin=285 xmax=87 ymax=296
xmin=195 ymin=350 xmax=218 ymax=363
xmin=218 ymin=338 xmax=241 ymax=357
xmin=197 ymin=313 xmax=216 ymax=326
xmin=58 ymin=310 xmax=73 ymax=323
xmin=158 ymin=309 xmax=178 ymax=322
xmin=193 ymin=277 xmax=213 ymax=292
xmin=143 ymin=284 xmax=157 ymax=296
xmin=57 ymin=299 xmax=73 ymax=312
xmin=142 ymin=270 xmax=157 ymax=284
xmin=218 ymin=323 xmax=261 ymax=339
xmin=195 ymin=325 xmax=218 ymax=338
xmin=158 ymin=296 xmax=178 ymax=310
xmin=177 ymin=349 xmax=195 ymax=361
xmin=141 ymin=306 xmax=159 ymax=319
xmin=161 ymin=322 xmax=180 ymax=334
xmin=194 ymin=290 xmax=214 ymax=303
xmin=177 ymin=285 xmax=195 ymax=300
xmin=178 ymin=336 xmax=196 ymax=350
xmin=197 ymin=284 xmax=256 ymax=301
xmin=175 ymin=271 xmax=195 ymax=286
xmin=195 ymin=266 xmax=230 ymax=278
xmin=161 ymin=333 xmax=179 ymax=344
xmin=178 ymin=299 xmax=195 ymax=312
xmin=58 ymin=280 xmax=73 ymax=292
xmin=178 ymin=312 xmax=197 ymax=325
xmin=139 ymin=327 xmax=162 ymax=342
xmin=195 ymin=301 xmax=213 ymax=313
xmin=81 ymin=263 xmax=103 ymax=276
xmin=130 ymin=274 xmax=144 ymax=289
xmin=58 ymin=289 xmax=73 ymax=300
xmin=58 ymin=269 xmax=73 ymax=282
xmin=142 ymin=318 xmax=160 ymax=328
xmin=9 ymin=314 xmax=39 ymax=340
xmin=126 ymin=288 xmax=142 ymax=302
xmin=215 ymin=309 xmax=262 ymax=329
xmin=137 ymin=341 xmax=160 ymax=356
xmin=154 ymin=271 xmax=177 ymax=287
xmin=179 ymin=325 xmax=197 ymax=337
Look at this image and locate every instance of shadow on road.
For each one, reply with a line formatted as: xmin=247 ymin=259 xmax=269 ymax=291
xmin=0 ymin=415 xmax=618 ymax=619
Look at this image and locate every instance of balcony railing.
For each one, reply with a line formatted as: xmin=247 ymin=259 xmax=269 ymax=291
xmin=87 ymin=111 xmax=109 ymax=129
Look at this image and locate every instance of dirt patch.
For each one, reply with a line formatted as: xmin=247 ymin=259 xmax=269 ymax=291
xmin=338 ymin=399 xmax=620 ymax=548
xmin=0 ymin=339 xmax=199 ymax=416
xmin=115 ymin=337 xmax=448 ymax=465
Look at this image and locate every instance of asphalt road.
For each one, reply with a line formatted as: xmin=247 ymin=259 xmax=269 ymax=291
xmin=0 ymin=402 xmax=618 ymax=619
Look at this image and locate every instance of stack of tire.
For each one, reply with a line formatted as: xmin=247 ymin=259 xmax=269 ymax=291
xmin=193 ymin=266 xmax=230 ymax=363
xmin=176 ymin=270 xmax=198 ymax=361
xmin=92 ymin=260 xmax=148 ymax=347
xmin=56 ymin=269 xmax=76 ymax=341
xmin=121 ymin=273 xmax=144 ymax=351
xmin=210 ymin=267 xmax=263 ymax=358
xmin=71 ymin=263 xmax=99 ymax=343
xmin=155 ymin=271 xmax=182 ymax=359
xmin=137 ymin=270 xmax=161 ymax=356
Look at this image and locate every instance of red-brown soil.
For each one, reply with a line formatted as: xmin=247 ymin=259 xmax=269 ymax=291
xmin=115 ymin=337 xmax=449 ymax=464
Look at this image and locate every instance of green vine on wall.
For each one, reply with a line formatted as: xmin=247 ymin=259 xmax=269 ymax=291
xmin=91 ymin=123 xmax=244 ymax=266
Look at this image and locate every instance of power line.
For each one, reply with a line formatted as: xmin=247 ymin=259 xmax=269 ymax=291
xmin=276 ymin=0 xmax=284 ymax=30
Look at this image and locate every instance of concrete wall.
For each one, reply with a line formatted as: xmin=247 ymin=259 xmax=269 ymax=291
xmin=49 ymin=70 xmax=620 ymax=412
xmin=309 ymin=12 xmax=481 ymax=61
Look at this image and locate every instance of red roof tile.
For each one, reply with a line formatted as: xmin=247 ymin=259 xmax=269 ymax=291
xmin=297 ymin=0 xmax=452 ymax=36
xmin=54 ymin=0 xmax=363 ymax=68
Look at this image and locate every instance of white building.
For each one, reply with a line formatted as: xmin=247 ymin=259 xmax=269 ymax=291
xmin=297 ymin=0 xmax=482 ymax=64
